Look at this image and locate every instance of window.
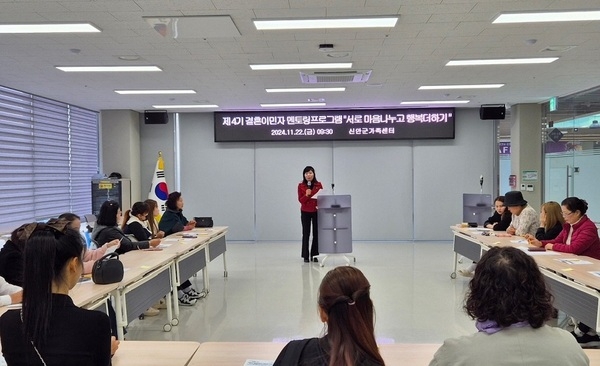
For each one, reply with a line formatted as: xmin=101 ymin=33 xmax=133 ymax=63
xmin=0 ymin=85 xmax=98 ymax=231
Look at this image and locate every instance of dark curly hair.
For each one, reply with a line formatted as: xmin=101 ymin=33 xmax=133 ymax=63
xmin=465 ymin=246 xmax=553 ymax=328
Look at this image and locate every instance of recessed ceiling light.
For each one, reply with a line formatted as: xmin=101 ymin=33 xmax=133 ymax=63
xmin=419 ymin=84 xmax=505 ymax=90
xmin=400 ymin=100 xmax=470 ymax=105
xmin=115 ymin=90 xmax=196 ymax=95
xmin=266 ymin=87 xmax=345 ymax=93
xmin=118 ymin=55 xmax=141 ymax=61
xmin=493 ymin=10 xmax=600 ymax=23
xmin=446 ymin=58 xmax=558 ymax=66
xmin=250 ymin=63 xmax=352 ymax=70
xmin=56 ymin=66 xmax=162 ymax=72
xmin=0 ymin=23 xmax=101 ymax=33
xmin=260 ymin=102 xmax=326 ymax=108
xmin=326 ymin=52 xmax=351 ymax=58
xmin=253 ymin=17 xmax=398 ymax=30
xmin=152 ymin=104 xmax=218 ymax=109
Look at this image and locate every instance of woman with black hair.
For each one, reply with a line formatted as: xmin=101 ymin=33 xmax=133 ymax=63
xmin=158 ymin=192 xmax=202 ymax=306
xmin=91 ymin=200 xmax=161 ymax=254
xmin=0 ymin=219 xmax=119 ymax=365
xmin=527 ymin=196 xmax=600 ymax=347
xmin=298 ymin=166 xmax=323 ymax=263
xmin=430 ymin=246 xmax=588 ymax=366
xmin=274 ymin=266 xmax=384 ymax=366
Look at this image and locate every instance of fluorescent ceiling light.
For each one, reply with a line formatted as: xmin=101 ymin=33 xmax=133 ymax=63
xmin=152 ymin=104 xmax=218 ymax=109
xmin=261 ymin=102 xmax=326 ymax=108
xmin=400 ymin=100 xmax=470 ymax=105
xmin=446 ymin=58 xmax=558 ymax=66
xmin=254 ymin=17 xmax=398 ymax=30
xmin=494 ymin=10 xmax=600 ymax=23
xmin=419 ymin=84 xmax=504 ymax=90
xmin=0 ymin=23 xmax=101 ymax=33
xmin=266 ymin=87 xmax=345 ymax=93
xmin=57 ymin=66 xmax=162 ymax=72
xmin=250 ymin=63 xmax=351 ymax=70
xmin=115 ymin=90 xmax=196 ymax=95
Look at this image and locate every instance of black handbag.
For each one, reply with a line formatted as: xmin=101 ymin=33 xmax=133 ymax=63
xmin=194 ymin=217 xmax=214 ymax=228
xmin=92 ymin=252 xmax=124 ymax=284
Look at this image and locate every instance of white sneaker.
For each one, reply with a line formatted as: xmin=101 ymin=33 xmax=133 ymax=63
xmin=458 ymin=269 xmax=474 ymax=278
xmin=178 ymin=293 xmax=197 ymax=306
xmin=143 ymin=307 xmax=160 ymax=317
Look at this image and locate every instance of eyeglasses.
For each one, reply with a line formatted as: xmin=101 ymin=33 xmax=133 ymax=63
xmin=561 ymin=211 xmax=574 ymax=217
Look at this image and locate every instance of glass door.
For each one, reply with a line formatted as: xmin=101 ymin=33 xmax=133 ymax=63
xmin=543 ymin=86 xmax=600 ymax=221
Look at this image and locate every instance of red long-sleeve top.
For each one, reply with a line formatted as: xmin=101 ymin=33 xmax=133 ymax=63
xmin=542 ymin=215 xmax=600 ymax=259
xmin=298 ymin=181 xmax=323 ymax=213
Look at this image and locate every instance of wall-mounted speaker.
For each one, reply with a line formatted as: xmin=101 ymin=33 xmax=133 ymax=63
xmin=479 ymin=104 xmax=506 ymax=120
xmin=144 ymin=110 xmax=168 ymax=124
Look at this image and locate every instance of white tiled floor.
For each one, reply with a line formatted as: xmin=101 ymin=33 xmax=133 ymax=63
xmin=125 ymin=241 xmax=476 ymax=344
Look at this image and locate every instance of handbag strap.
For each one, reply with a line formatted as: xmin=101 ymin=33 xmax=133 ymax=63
xmin=20 ymin=310 xmax=47 ymax=366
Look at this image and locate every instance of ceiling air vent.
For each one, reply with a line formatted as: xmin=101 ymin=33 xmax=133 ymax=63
xmin=300 ymin=70 xmax=372 ymax=84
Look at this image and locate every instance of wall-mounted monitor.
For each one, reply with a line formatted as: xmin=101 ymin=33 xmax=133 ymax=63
xmin=214 ymin=108 xmax=455 ymax=142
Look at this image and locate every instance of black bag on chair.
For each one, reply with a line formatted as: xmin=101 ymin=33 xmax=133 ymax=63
xmin=92 ymin=252 xmax=124 ymax=284
xmin=194 ymin=217 xmax=214 ymax=228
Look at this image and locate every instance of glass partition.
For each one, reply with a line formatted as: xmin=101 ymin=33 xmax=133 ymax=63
xmin=542 ymin=86 xmax=600 ymax=221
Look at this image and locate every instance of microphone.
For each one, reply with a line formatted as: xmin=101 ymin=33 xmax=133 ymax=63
xmin=307 ymin=181 xmax=312 ymax=189
xmin=479 ymin=175 xmax=484 ymax=187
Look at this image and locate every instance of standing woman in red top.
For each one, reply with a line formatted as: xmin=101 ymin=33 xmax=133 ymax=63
xmin=298 ymin=166 xmax=323 ymax=263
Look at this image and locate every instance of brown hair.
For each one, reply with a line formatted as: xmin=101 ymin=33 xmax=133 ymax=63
xmin=318 ymin=266 xmax=384 ymax=366
xmin=541 ymin=201 xmax=564 ymax=231
xmin=144 ymin=199 xmax=160 ymax=236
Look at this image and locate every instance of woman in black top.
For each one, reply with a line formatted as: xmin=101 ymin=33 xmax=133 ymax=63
xmin=91 ymin=200 xmax=160 ymax=254
xmin=122 ymin=201 xmax=155 ymax=241
xmin=274 ymin=267 xmax=384 ymax=366
xmin=483 ymin=196 xmax=511 ymax=231
xmin=0 ymin=219 xmax=119 ymax=366
xmin=526 ymin=201 xmax=564 ymax=241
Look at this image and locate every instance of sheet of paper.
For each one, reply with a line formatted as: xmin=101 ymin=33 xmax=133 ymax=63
xmin=556 ymin=258 xmax=593 ymax=265
xmin=589 ymin=271 xmax=600 ymax=278
xmin=510 ymin=239 xmax=528 ymax=245
xmin=158 ymin=243 xmax=172 ymax=249
xmin=105 ymin=245 xmax=118 ymax=255
xmin=243 ymin=360 xmax=274 ymax=366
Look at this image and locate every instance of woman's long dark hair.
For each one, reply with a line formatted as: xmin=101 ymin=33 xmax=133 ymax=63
xmin=302 ymin=166 xmax=319 ymax=186
xmin=96 ymin=200 xmax=120 ymax=227
xmin=22 ymin=220 xmax=84 ymax=346
xmin=318 ymin=266 xmax=384 ymax=366
xmin=144 ymin=199 xmax=160 ymax=236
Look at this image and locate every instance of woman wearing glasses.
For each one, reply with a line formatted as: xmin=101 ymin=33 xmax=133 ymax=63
xmin=527 ymin=196 xmax=600 ymax=347
xmin=527 ymin=197 xmax=600 ymax=258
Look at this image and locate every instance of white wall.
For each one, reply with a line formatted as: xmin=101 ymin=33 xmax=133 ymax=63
xmin=140 ymin=108 xmax=495 ymax=241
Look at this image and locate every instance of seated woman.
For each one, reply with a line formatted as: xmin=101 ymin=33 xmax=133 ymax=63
xmin=460 ymin=196 xmax=511 ymax=277
xmin=122 ymin=202 xmax=155 ymax=242
xmin=274 ymin=266 xmax=385 ymax=366
xmin=144 ymin=199 xmax=165 ymax=239
xmin=505 ymin=191 xmax=539 ymax=236
xmin=59 ymin=213 xmax=119 ymax=275
xmin=91 ymin=200 xmax=161 ymax=254
xmin=158 ymin=192 xmax=201 ymax=306
xmin=483 ymin=196 xmax=511 ymax=231
xmin=430 ymin=246 xmax=588 ymax=366
xmin=0 ymin=219 xmax=119 ymax=365
xmin=527 ymin=196 xmax=600 ymax=347
xmin=524 ymin=201 xmax=564 ymax=241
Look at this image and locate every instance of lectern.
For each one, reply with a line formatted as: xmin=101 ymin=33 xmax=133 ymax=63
xmin=317 ymin=194 xmax=355 ymax=267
